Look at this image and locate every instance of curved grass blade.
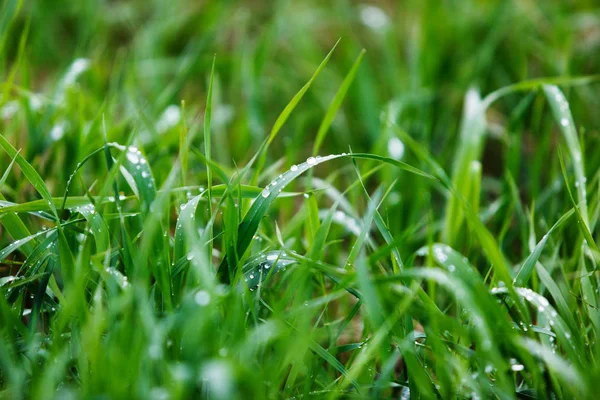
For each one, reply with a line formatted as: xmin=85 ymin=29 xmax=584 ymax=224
xmin=118 ymin=145 xmax=157 ymax=216
xmin=211 ymin=184 xmax=301 ymax=198
xmin=0 ymin=134 xmax=58 ymax=220
xmin=385 ymin=267 xmax=514 ymax=394
xmin=492 ymin=287 xmax=582 ymax=366
xmin=514 ymin=209 xmax=574 ymax=286
xmin=355 ymin=172 xmax=404 ymax=271
xmin=307 ymin=339 xmax=359 ymax=392
xmin=1 ymin=197 xmax=104 ymax=214
xmin=59 ymin=147 xmax=105 ymax=213
xmin=416 ymin=244 xmax=481 ymax=284
xmin=72 ymin=204 xmax=109 ymax=253
xmin=0 ymin=228 xmax=55 ymax=261
xmin=218 ymin=153 xmax=433 ymax=283
xmin=1 ymin=185 xmax=300 ymax=216
xmin=240 ymin=251 xmax=298 ymax=290
xmin=174 ymin=194 xmax=203 ymax=263
xmin=416 ymin=243 xmax=514 ymax=347
xmin=535 ymin=262 xmax=577 ymax=331
xmin=0 ymin=151 xmax=36 ymax=255
xmin=543 ymin=85 xmax=589 ymax=227
xmin=557 ymin=148 xmax=598 ymax=252
xmin=252 ymin=39 xmax=340 ymax=184
xmin=517 ymin=338 xmax=586 ymax=395
xmin=0 ymin=273 xmax=46 ymax=290
xmin=312 ymin=49 xmax=365 ymax=155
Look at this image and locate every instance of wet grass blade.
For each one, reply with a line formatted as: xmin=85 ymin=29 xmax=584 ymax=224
xmin=204 ymin=55 xmax=216 ymax=242
xmin=443 ymin=88 xmax=486 ymax=246
xmin=218 ymin=153 xmax=432 ymax=283
xmin=0 ymin=134 xmax=58 ymax=220
xmin=543 ymin=85 xmax=589 ymax=227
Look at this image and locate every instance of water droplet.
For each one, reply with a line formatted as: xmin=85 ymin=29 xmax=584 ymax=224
xmin=306 ymin=157 xmax=316 ymax=165
xmin=511 ymin=364 xmax=524 ymax=372
xmin=560 ymin=118 xmax=569 ymax=127
xmin=261 ymin=190 xmax=270 ymax=198
xmin=127 ymin=148 xmax=141 ymax=164
xmin=290 ymin=165 xmax=298 ymax=171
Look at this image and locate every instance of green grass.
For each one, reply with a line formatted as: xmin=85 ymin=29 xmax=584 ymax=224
xmin=2 ymin=1 xmax=600 ymax=398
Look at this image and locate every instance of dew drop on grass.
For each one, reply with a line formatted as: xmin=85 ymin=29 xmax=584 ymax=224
xmin=290 ymin=165 xmax=298 ymax=171
xmin=306 ymin=157 xmax=316 ymax=165
xmin=127 ymin=147 xmax=141 ymax=164
xmin=560 ymin=117 xmax=569 ymax=127
xmin=511 ymin=363 xmax=524 ymax=372
xmin=261 ymin=190 xmax=270 ymax=198
xmin=266 ymin=254 xmax=277 ymax=261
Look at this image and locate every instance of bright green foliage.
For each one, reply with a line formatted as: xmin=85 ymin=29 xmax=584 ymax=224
xmin=2 ymin=1 xmax=600 ymax=399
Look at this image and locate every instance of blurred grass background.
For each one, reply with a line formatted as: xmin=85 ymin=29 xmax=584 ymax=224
xmin=3 ymin=0 xmax=600 ymax=248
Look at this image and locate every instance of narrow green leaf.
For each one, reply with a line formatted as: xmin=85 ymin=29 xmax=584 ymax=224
xmin=252 ymin=39 xmax=340 ymax=183
xmin=0 ymin=134 xmax=58 ymax=220
xmin=313 ymin=49 xmax=365 ymax=155
xmin=514 ymin=209 xmax=574 ymax=286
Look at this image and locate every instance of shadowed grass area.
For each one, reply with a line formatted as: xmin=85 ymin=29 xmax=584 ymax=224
xmin=2 ymin=1 xmax=600 ymax=398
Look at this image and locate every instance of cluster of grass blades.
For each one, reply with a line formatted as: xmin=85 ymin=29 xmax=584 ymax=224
xmin=3 ymin=1 xmax=600 ymax=399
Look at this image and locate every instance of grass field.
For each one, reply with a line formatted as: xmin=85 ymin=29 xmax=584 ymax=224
xmin=2 ymin=1 xmax=600 ymax=398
